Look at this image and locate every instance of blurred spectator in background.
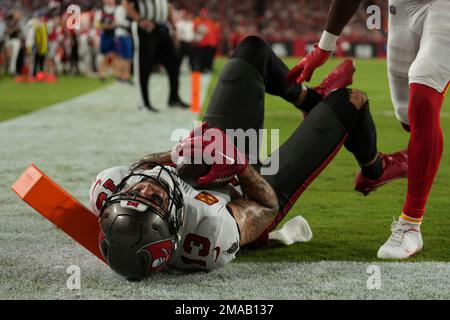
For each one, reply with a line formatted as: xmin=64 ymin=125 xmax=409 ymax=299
xmin=205 ymin=16 xmax=220 ymax=72
xmin=96 ymin=0 xmax=116 ymax=81
xmin=114 ymin=0 xmax=133 ymax=83
xmin=78 ymin=10 xmax=98 ymax=77
xmin=176 ymin=9 xmax=195 ymax=71
xmin=0 ymin=0 xmax=389 ymax=81
xmin=5 ymin=9 xmax=24 ymax=75
xmin=192 ymin=8 xmax=218 ymax=73
xmin=192 ymin=8 xmax=206 ymax=71
xmin=67 ymin=28 xmax=80 ymax=75
xmin=175 ymin=0 xmax=388 ymax=55
xmin=31 ymin=13 xmax=48 ymax=77
xmin=0 ymin=11 xmax=6 ymax=75
xmin=45 ymin=3 xmax=63 ymax=78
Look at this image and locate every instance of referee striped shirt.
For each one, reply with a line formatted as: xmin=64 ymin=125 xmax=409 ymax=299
xmin=134 ymin=0 xmax=169 ymax=24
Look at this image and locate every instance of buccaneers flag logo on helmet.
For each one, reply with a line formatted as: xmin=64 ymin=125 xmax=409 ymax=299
xmin=139 ymin=239 xmax=176 ymax=274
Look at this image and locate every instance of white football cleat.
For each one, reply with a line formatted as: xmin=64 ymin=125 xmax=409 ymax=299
xmin=268 ymin=216 xmax=313 ymax=246
xmin=377 ymin=218 xmax=423 ymax=259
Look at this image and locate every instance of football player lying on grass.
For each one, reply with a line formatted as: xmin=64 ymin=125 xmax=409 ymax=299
xmin=90 ymin=36 xmax=407 ymax=281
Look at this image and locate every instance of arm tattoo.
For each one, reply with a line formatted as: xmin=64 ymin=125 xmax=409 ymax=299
xmin=326 ymin=0 xmax=363 ymax=35
xmin=228 ymin=166 xmax=279 ymax=245
xmin=240 ymin=166 xmax=278 ymax=211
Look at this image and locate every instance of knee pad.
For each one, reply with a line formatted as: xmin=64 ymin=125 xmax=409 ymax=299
xmin=232 ymin=36 xmax=271 ymax=75
xmin=234 ymin=35 xmax=268 ymax=56
xmin=322 ymin=89 xmax=360 ymax=132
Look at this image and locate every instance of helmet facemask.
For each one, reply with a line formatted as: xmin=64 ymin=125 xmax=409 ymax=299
xmin=98 ymin=164 xmax=184 ymax=280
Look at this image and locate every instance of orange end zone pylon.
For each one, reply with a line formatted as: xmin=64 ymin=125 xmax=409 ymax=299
xmin=191 ymin=71 xmax=202 ymax=113
xmin=11 ymin=164 xmax=106 ymax=263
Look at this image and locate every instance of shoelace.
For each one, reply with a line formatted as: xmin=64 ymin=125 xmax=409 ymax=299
xmin=387 ymin=218 xmax=408 ymax=246
xmin=317 ymin=69 xmax=341 ymax=91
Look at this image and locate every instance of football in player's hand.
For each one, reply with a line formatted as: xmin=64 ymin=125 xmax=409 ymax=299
xmin=177 ymin=162 xmax=211 ymax=186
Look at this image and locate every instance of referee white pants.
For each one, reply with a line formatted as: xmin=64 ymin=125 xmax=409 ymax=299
xmin=387 ymin=0 xmax=450 ymax=125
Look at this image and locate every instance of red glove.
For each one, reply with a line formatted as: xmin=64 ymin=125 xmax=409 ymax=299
xmin=188 ymin=122 xmax=209 ymax=138
xmin=174 ymin=128 xmax=248 ymax=185
xmin=172 ymin=122 xmax=209 ymax=164
xmin=287 ymin=44 xmax=331 ymax=85
xmin=198 ymin=128 xmax=248 ymax=185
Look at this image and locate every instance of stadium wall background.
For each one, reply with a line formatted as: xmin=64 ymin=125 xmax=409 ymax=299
xmin=1 ymin=0 xmax=388 ymax=59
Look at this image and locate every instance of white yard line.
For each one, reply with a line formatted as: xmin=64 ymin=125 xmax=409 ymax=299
xmin=2 ymin=259 xmax=450 ymax=299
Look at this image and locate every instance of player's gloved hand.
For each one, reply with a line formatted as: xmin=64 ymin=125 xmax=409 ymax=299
xmin=287 ymin=44 xmax=331 ymax=85
xmin=171 ymin=122 xmax=209 ymax=164
xmin=198 ymin=128 xmax=248 ymax=185
xmin=173 ymin=128 xmax=248 ymax=185
xmin=188 ymin=122 xmax=209 ymax=138
xmin=172 ymin=135 xmax=205 ymax=165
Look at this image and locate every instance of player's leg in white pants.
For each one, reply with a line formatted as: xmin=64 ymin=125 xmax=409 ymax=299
xmin=403 ymin=0 xmax=450 ymax=217
xmin=408 ymin=0 xmax=450 ymax=94
xmin=387 ymin=0 xmax=426 ymax=126
xmin=378 ymin=0 xmax=450 ymax=259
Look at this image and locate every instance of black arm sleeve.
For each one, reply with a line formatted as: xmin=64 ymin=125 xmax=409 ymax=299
xmin=325 ymin=0 xmax=364 ymax=35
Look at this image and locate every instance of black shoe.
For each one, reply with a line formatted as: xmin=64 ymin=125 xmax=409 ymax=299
xmin=138 ymin=105 xmax=159 ymax=113
xmin=168 ymin=99 xmax=189 ymax=109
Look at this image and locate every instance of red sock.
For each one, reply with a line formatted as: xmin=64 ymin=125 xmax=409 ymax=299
xmin=403 ymin=83 xmax=445 ymax=220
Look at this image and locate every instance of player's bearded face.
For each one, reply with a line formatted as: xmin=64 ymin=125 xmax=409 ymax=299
xmin=124 ymin=180 xmax=170 ymax=212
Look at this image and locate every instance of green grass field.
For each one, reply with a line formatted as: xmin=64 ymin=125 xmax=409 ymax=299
xmin=203 ymin=58 xmax=450 ymax=263
xmin=0 ymin=76 xmax=112 ymax=122
xmin=1 ymin=59 xmax=449 ymax=265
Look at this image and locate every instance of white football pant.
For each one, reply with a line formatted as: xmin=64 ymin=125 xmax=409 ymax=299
xmin=387 ymin=0 xmax=450 ymax=125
